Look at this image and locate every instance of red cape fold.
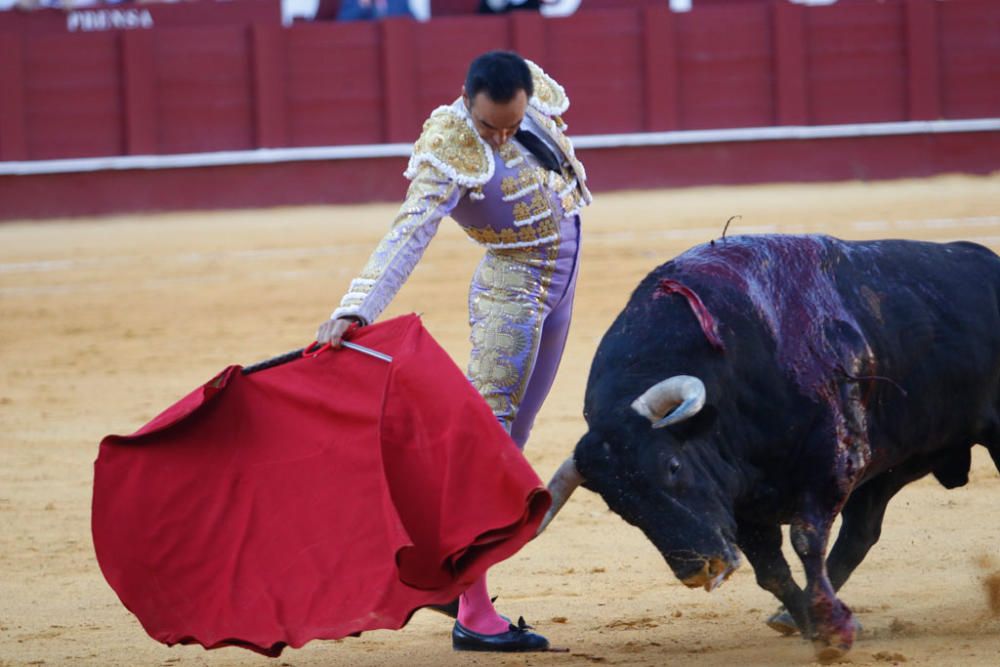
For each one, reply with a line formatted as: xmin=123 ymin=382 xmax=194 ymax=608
xmin=92 ymin=314 xmax=550 ymax=656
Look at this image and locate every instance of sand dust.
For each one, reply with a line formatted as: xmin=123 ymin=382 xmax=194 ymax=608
xmin=2 ymin=174 xmax=1000 ymax=666
xmin=984 ymin=573 xmax=1000 ymax=616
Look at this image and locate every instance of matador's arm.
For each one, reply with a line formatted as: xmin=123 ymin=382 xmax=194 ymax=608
xmin=331 ymin=164 xmax=464 ymax=325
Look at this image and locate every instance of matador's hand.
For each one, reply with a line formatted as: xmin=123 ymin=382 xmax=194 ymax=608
xmin=316 ymin=317 xmax=357 ymax=347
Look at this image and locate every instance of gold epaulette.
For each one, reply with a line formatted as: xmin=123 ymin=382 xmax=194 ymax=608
xmin=404 ymin=105 xmax=494 ymax=188
xmin=525 ymin=59 xmax=570 ymax=118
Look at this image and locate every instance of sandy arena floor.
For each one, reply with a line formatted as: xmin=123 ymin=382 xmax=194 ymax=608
xmin=2 ymin=174 xmax=1000 ymax=667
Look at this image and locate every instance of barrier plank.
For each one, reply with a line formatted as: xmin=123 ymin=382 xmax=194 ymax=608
xmin=545 ymin=9 xmax=644 ymax=134
xmin=939 ymin=0 xmax=1000 ymax=118
xmin=22 ymin=32 xmax=123 ymax=159
xmin=285 ymin=22 xmax=383 ymax=146
xmin=642 ymin=6 xmax=679 ymax=132
xmin=675 ymin=4 xmax=773 ymax=130
xmin=805 ymin=1 xmax=907 ymax=125
xmin=0 ymin=33 xmax=27 ymax=161
xmin=121 ymin=30 xmax=157 ymax=155
xmin=251 ymin=23 xmax=288 ymax=148
xmin=154 ymin=26 xmax=254 ymax=153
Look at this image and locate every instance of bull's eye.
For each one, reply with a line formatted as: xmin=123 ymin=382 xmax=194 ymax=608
xmin=668 ymin=457 xmax=681 ymax=476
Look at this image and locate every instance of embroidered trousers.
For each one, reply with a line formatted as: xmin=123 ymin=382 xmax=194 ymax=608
xmin=467 ymin=216 xmax=581 ymax=449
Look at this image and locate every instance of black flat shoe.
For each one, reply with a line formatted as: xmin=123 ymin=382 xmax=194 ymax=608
xmin=452 ymin=616 xmax=549 ymax=652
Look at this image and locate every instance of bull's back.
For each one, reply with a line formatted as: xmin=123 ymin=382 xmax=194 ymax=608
xmin=828 ymin=238 xmax=1000 ymax=455
xmin=641 ymin=235 xmax=1000 ymax=455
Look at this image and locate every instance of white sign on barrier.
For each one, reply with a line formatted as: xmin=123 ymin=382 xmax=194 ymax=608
xmin=66 ymin=8 xmax=154 ymax=33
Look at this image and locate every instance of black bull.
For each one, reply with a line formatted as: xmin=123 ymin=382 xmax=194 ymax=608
xmin=540 ymin=235 xmax=1000 ymax=661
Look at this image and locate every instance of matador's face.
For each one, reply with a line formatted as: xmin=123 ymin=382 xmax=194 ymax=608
xmin=463 ymin=88 xmax=528 ymax=150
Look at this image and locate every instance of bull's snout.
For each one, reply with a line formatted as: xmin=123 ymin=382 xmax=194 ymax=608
xmin=672 ymin=553 xmax=741 ymax=592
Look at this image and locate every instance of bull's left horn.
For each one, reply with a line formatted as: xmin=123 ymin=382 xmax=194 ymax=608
xmin=536 ymin=456 xmax=584 ymax=536
xmin=632 ymin=375 xmax=706 ymax=428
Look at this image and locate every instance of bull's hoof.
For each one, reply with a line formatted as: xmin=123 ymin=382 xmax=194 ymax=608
xmin=765 ymin=607 xmax=799 ymax=636
xmin=813 ymin=642 xmax=850 ymax=664
xmin=812 ymin=612 xmax=857 ymax=664
xmin=764 ymin=607 xmax=864 ymax=638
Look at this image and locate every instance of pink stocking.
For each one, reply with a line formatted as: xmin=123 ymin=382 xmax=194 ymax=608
xmin=457 ymin=573 xmax=509 ymax=634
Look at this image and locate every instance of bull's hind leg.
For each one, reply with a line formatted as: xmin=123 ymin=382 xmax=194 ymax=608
xmin=827 ymin=468 xmax=929 ymax=590
xmin=984 ymin=412 xmax=1000 ymax=472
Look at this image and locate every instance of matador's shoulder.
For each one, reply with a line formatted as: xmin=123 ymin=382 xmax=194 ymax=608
xmin=402 ymin=61 xmax=571 ymax=187
xmin=404 ymin=104 xmax=494 ymax=188
xmin=525 ymin=59 xmax=570 ymax=119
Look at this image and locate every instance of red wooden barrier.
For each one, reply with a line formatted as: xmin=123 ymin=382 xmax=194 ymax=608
xmin=807 ymin=1 xmax=908 ymax=125
xmin=2 ymin=0 xmax=998 ymax=162
xmin=675 ymin=3 xmax=774 ymax=129
xmin=939 ymin=0 xmax=1000 ymax=118
xmin=773 ymin=1 xmax=807 ymax=125
xmin=0 ymin=0 xmax=281 ymax=36
xmin=905 ymin=0 xmax=941 ymax=120
xmin=0 ymin=33 xmax=28 ymax=160
xmin=122 ymin=30 xmax=157 ymax=155
xmin=642 ymin=7 xmax=680 ymax=131
xmin=0 ymin=0 xmax=998 ymax=220
xmin=286 ymin=21 xmax=383 ymax=146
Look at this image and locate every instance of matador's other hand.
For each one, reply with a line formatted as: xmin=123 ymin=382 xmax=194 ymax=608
xmin=316 ymin=317 xmax=357 ymax=347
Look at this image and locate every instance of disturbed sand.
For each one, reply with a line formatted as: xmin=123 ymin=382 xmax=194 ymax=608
xmin=2 ymin=174 xmax=1000 ymax=666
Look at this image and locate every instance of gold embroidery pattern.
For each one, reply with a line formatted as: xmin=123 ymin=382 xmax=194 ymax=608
xmin=501 ymin=170 xmax=537 ymax=199
xmin=358 ymin=169 xmax=451 ymax=279
xmin=462 ymin=221 xmax=559 ymax=248
xmin=546 ymin=170 xmax=568 ymax=194
xmin=561 ymin=189 xmax=584 ymax=215
xmin=525 ymin=60 xmax=569 ymax=116
xmin=468 ymin=239 xmax=560 ymax=424
xmin=511 ymin=191 xmax=549 ymax=226
xmin=498 ymin=142 xmax=521 ymax=165
xmin=406 ymin=107 xmax=491 ymax=185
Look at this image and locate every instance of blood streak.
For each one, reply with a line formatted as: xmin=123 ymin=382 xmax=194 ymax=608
xmin=659 ymin=235 xmax=876 ymax=486
xmin=655 ymin=279 xmax=726 ymax=351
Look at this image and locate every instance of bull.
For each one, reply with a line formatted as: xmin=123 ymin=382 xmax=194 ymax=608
xmin=540 ymin=234 xmax=1000 ymax=661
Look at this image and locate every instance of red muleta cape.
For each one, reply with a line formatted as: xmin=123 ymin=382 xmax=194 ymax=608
xmin=92 ymin=314 xmax=550 ymax=656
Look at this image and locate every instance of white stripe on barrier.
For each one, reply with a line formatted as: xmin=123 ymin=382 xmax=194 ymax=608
xmin=1 ymin=118 xmax=998 ymax=176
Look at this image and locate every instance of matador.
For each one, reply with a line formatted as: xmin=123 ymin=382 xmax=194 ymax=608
xmin=316 ymin=50 xmax=591 ymax=652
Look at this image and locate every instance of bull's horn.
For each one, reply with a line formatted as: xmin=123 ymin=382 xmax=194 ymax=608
xmin=536 ymin=456 xmax=584 ymax=536
xmin=631 ymin=375 xmax=706 ymax=428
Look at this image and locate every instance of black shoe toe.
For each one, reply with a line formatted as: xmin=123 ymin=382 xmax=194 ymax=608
xmin=452 ymin=617 xmax=549 ymax=652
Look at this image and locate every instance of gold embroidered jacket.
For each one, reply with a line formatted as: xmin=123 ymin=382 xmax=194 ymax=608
xmin=333 ymin=61 xmax=591 ymax=325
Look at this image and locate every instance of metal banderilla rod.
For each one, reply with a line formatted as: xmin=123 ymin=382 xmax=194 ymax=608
xmin=341 ymin=341 xmax=393 ymax=363
xmin=242 ymin=341 xmax=392 ymax=375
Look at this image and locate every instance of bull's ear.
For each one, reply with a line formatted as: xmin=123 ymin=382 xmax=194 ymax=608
xmin=668 ymin=404 xmax=718 ymax=443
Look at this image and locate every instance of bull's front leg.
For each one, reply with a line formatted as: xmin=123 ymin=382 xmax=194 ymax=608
xmin=766 ymin=471 xmax=913 ymax=636
xmin=790 ymin=511 xmax=855 ymax=663
xmin=736 ymin=521 xmax=809 ymax=632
